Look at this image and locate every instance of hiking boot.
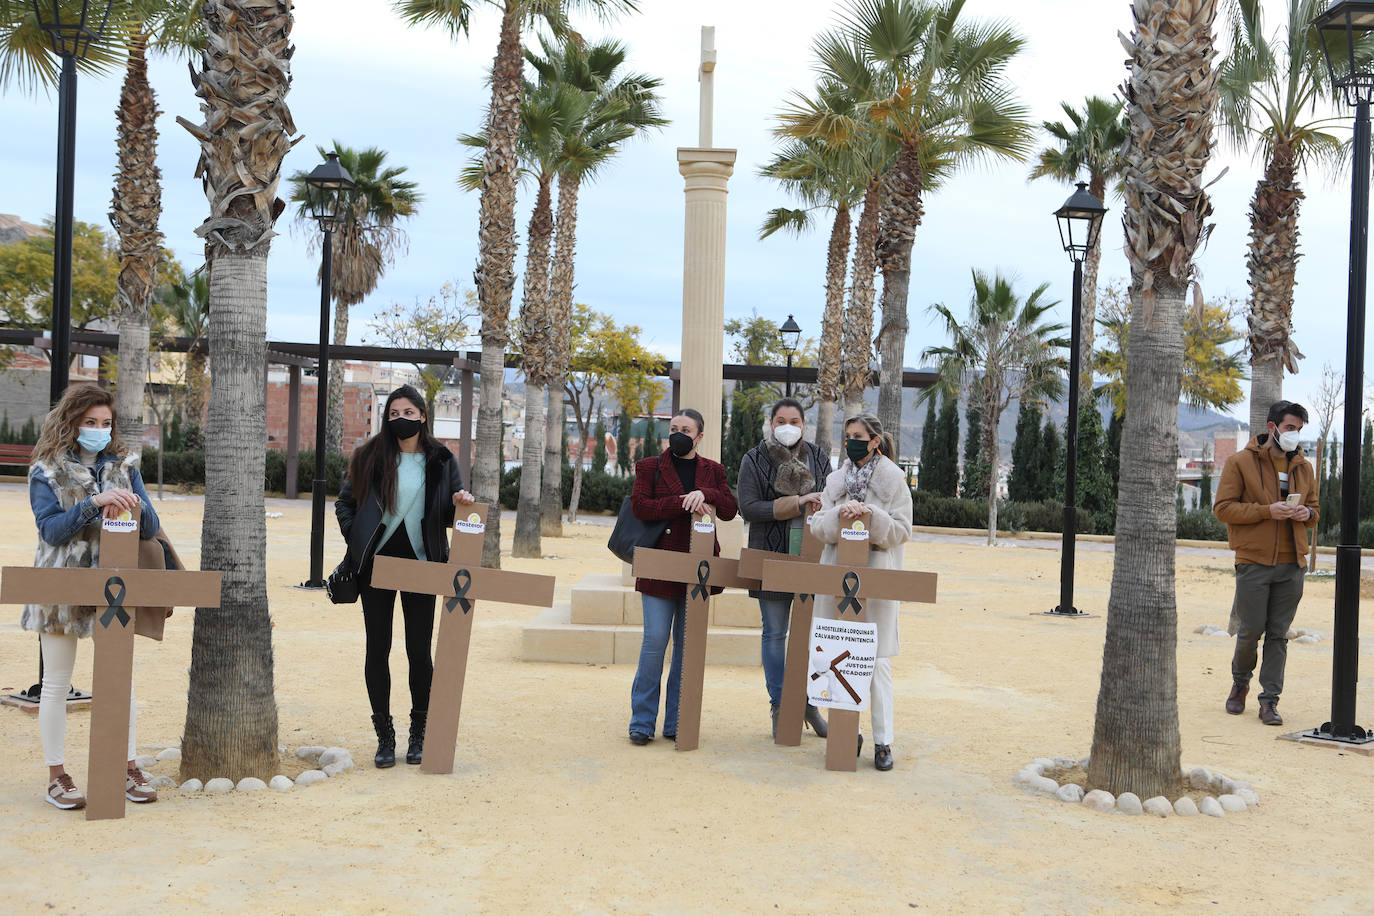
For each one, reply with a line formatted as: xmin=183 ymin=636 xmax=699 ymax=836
xmin=125 ymin=766 xmax=157 ymax=803
xmin=46 ymin=773 xmax=85 ymax=810
xmin=1258 ymin=701 xmax=1283 ymax=726
xmin=1225 ymin=682 xmax=1248 ymax=715
xmin=406 ymin=710 xmax=427 ymax=765
xmin=372 ymin=713 xmax=396 ymax=768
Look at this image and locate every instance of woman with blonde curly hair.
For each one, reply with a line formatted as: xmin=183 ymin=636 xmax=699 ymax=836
xmin=24 ymin=384 xmax=161 ymax=810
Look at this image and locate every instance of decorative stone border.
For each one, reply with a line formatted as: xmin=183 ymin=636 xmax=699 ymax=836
xmin=133 ymin=745 xmax=355 ymax=794
xmin=1013 ymin=756 xmax=1260 ymax=818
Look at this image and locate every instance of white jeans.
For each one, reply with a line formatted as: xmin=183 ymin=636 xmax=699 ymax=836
xmin=40 ymin=633 xmax=137 ymax=767
xmin=870 ymin=657 xmax=893 ymax=746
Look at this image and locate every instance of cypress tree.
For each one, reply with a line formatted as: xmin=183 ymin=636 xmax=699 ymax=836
xmin=934 ymin=393 xmax=960 ymax=496
xmin=1007 ymin=402 xmax=1041 ymax=503
xmin=917 ymin=394 xmax=939 ymax=492
xmin=1075 ymin=403 xmax=1114 ymax=516
xmin=1042 ymin=418 xmax=1063 ymax=502
xmin=643 ymin=416 xmax=660 ymax=458
xmin=616 ymin=411 xmax=633 ymax=473
xmin=591 ymin=419 xmax=607 ymax=474
xmin=1199 ymin=468 xmax=1212 ymax=507
xmin=1361 ymin=419 xmax=1374 ymax=520
xmin=962 ymin=399 xmax=986 ymax=500
xmin=1105 ymin=408 xmax=1124 ymax=497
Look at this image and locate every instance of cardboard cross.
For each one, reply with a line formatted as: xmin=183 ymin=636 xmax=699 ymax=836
xmin=632 ymin=506 xmax=753 ymax=750
xmin=761 ymin=513 xmax=938 ymax=772
xmin=1 ymin=517 xmax=222 ymax=819
xmin=738 ymin=508 xmax=824 ymax=747
xmin=369 ymin=503 xmax=555 ymax=774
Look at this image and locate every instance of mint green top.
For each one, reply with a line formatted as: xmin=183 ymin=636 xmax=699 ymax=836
xmin=378 ymin=452 xmax=426 ymax=561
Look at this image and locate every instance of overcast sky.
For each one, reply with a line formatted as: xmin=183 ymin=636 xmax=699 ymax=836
xmin=0 ymin=0 xmax=1359 ymax=426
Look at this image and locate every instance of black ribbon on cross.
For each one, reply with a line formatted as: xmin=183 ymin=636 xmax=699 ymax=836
xmin=836 ymin=571 xmax=863 ymax=616
xmin=445 ymin=568 xmax=473 ymax=615
xmin=100 ymin=576 xmax=130 ymax=628
xmin=690 ymin=560 xmax=711 ymax=601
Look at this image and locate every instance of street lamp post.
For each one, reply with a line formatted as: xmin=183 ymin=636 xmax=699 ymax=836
xmin=779 ymin=314 xmax=801 ymax=397
xmin=1305 ymin=1 xmax=1374 ymax=745
xmin=1046 ymin=182 xmax=1106 ymax=619
xmin=30 ymin=0 xmax=116 ymax=406
xmin=300 ymin=152 xmax=355 ymax=589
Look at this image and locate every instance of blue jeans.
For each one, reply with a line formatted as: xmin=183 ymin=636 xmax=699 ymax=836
xmin=629 ymin=594 xmax=686 ymax=738
xmin=758 ymin=597 xmax=791 ymax=706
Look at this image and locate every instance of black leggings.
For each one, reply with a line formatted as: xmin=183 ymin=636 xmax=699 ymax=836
xmin=360 ymin=529 xmax=435 ymax=718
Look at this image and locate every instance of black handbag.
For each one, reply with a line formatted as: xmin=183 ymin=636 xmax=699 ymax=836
xmin=607 ymin=496 xmax=668 ymax=565
xmin=326 ymin=554 xmax=361 ymax=604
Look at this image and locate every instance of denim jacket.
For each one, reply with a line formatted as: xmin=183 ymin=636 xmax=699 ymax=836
xmin=29 ymin=450 xmax=159 ymax=547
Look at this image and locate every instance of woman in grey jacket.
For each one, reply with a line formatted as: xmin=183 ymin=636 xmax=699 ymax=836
xmin=735 ymin=398 xmax=831 ymax=738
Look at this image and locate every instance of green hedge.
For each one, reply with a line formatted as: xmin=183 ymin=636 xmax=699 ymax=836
xmin=141 ymin=447 xmax=348 ymax=496
xmin=500 ymin=465 xmax=631 ymax=514
xmin=911 ymin=488 xmax=1230 ymax=541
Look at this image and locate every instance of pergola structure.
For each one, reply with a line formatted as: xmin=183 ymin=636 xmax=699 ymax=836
xmin=0 ymin=328 xmax=940 ymax=496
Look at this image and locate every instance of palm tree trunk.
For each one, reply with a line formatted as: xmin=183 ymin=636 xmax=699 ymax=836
xmin=815 ymin=203 xmax=851 ymax=459
xmin=181 ymin=249 xmax=278 ymax=779
xmin=111 ymin=28 xmax=162 ymax=447
xmin=542 ymin=173 xmax=582 ymax=535
xmin=1088 ymin=281 xmax=1187 ymax=798
xmin=843 ymin=179 xmax=883 ymax=417
xmin=1081 ymin=173 xmax=1107 ymax=400
xmin=178 ymin=0 xmax=295 ymax=780
xmin=1088 ymin=0 xmax=1217 ymax=800
xmin=514 ymin=380 xmax=547 ymax=555
xmin=875 ymin=146 xmax=923 ymax=451
xmin=1245 ymin=145 xmax=1303 ymax=434
xmin=513 ymin=177 xmax=555 ymax=557
xmin=470 ymin=0 xmax=525 ymax=568
xmin=542 ymin=382 xmax=565 ymax=535
xmin=326 ymin=288 xmax=351 ymax=456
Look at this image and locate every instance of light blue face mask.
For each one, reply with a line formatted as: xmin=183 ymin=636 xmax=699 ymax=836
xmin=77 ymin=428 xmax=112 ymax=453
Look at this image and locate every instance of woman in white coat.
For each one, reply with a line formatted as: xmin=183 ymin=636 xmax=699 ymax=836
xmin=809 ymin=414 xmax=913 ymax=771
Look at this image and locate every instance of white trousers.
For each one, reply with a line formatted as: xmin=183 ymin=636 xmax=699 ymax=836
xmin=870 ymin=657 xmax=893 ymax=745
xmin=39 ymin=633 xmax=137 ymax=767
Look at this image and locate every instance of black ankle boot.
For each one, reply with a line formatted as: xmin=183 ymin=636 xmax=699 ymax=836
xmin=372 ymin=714 xmax=396 ymax=768
xmin=406 ymin=710 xmax=427 ymax=765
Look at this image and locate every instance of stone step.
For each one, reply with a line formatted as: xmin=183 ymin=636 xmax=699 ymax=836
xmin=521 ymin=601 xmax=760 ymax=666
xmin=569 ymin=573 xmax=760 ymax=628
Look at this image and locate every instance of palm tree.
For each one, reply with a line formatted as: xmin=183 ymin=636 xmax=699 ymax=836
xmin=1087 ymin=0 xmax=1220 ymax=801
xmin=535 ymin=39 xmax=665 ymax=537
xmin=395 ymin=0 xmax=638 ymax=567
xmin=0 ymin=1 xmax=125 ymax=91
xmin=288 ymin=143 xmax=420 ymax=455
xmin=785 ymin=0 xmax=1033 ymax=446
xmin=921 ymin=269 xmax=1067 ymax=545
xmin=176 ymin=0 xmax=298 ymax=780
xmin=158 ymin=264 xmax=210 ymax=424
xmin=1029 ymin=95 xmax=1129 ymax=397
xmin=458 ymin=37 xmax=593 ymax=557
xmin=760 ymin=85 xmax=867 ymax=458
xmin=1218 ymin=0 xmax=1367 ymax=434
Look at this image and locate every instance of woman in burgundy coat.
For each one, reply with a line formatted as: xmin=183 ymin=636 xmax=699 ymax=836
xmin=627 ymin=408 xmax=738 ymax=744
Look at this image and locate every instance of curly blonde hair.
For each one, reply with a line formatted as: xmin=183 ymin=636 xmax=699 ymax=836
xmin=32 ymin=384 xmax=128 ymax=466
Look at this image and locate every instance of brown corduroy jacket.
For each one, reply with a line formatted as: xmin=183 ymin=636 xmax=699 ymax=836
xmin=1213 ymin=436 xmax=1319 ymax=566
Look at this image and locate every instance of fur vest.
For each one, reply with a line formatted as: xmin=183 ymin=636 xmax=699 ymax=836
xmin=21 ymin=452 xmax=138 ymax=638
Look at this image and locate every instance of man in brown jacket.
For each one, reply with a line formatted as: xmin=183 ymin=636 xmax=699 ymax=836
xmin=1213 ymin=401 xmax=1319 ymax=726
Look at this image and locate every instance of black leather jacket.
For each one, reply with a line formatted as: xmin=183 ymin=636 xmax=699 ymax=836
xmin=334 ymin=443 xmax=466 ymax=581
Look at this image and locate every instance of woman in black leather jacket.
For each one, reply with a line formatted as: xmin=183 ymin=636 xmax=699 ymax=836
xmin=336 ymin=385 xmax=473 ymax=767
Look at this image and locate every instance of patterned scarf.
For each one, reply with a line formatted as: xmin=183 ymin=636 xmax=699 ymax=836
xmin=844 ymin=457 xmax=877 ymax=503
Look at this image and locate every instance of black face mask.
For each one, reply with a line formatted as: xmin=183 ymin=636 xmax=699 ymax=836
xmin=388 ymin=416 xmax=424 ymax=441
xmin=668 ymin=432 xmax=696 ymax=458
xmin=845 ymin=438 xmax=872 ymax=464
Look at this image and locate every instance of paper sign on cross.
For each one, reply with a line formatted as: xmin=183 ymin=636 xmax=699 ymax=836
xmin=1 ymin=517 xmax=222 ymax=819
xmin=632 ymin=506 xmax=753 ymax=751
xmin=761 ymin=513 xmax=937 ymax=772
xmin=369 ymin=503 xmax=555 ymax=775
xmin=738 ymin=507 xmax=824 ymax=747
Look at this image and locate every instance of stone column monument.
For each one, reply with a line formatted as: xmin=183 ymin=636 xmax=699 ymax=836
xmin=676 ymin=26 xmax=736 ymax=462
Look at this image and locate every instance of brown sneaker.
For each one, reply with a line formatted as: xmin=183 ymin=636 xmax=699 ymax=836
xmin=46 ymin=773 xmax=86 ymax=810
xmin=125 ymin=767 xmax=157 ymax=803
xmin=1225 ymin=682 xmax=1248 ymax=715
xmin=1258 ymin=701 xmax=1283 ymax=726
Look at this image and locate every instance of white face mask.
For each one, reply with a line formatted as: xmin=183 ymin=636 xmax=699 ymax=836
xmin=1276 ymin=429 xmax=1301 ymax=452
xmin=772 ymin=424 xmax=802 ymax=447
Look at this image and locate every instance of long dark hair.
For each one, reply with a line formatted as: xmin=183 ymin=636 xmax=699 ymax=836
xmin=347 ymin=385 xmax=443 ymax=511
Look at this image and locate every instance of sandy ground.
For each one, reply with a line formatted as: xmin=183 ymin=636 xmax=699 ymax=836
xmin=1 ymin=486 xmax=1372 ymax=915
